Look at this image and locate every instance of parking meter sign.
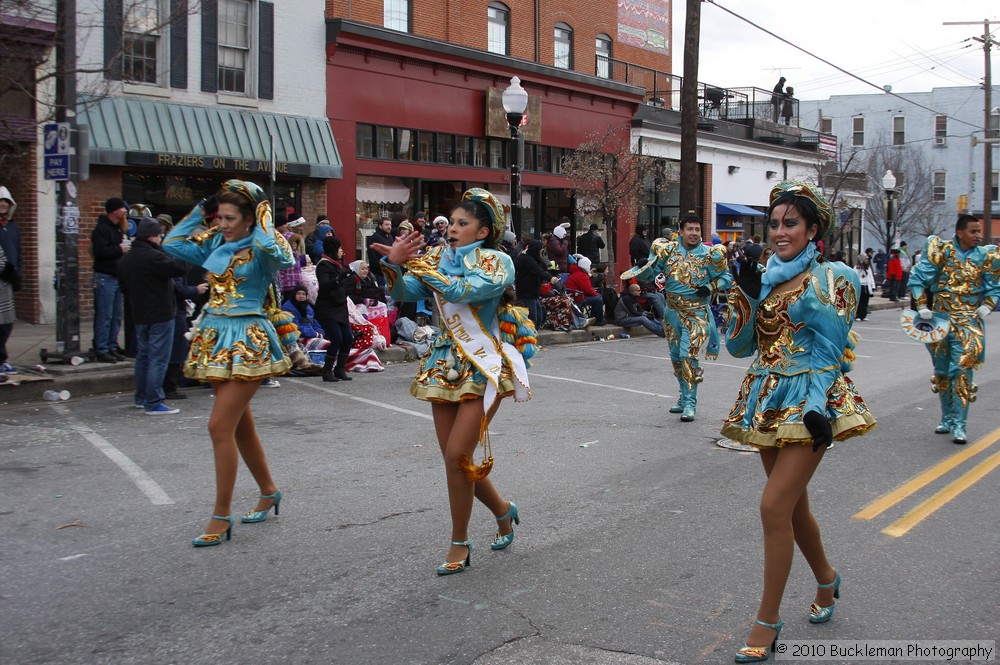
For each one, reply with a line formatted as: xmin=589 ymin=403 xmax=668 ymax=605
xmin=45 ymin=155 xmax=70 ymax=181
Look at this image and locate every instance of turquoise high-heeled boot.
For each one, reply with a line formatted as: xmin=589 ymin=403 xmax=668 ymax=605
xmin=436 ymin=540 xmax=472 ymax=575
xmin=934 ymin=377 xmax=953 ymax=434
xmin=192 ymin=514 xmax=235 ymax=547
xmin=734 ymin=619 xmax=783 ymax=663
xmin=809 ymin=572 xmax=841 ymax=624
xmin=241 ymin=489 xmax=282 ymax=523
xmin=490 ymin=501 xmax=520 ymax=550
xmin=681 ymin=383 xmax=697 ymax=422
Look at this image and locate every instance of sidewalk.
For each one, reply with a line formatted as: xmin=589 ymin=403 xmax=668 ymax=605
xmin=1 ymin=297 xmax=905 ymax=404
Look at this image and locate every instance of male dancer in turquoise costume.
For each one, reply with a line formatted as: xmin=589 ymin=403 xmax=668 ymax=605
xmin=622 ymin=214 xmax=732 ymax=421
xmin=907 ymin=214 xmax=1000 ymax=444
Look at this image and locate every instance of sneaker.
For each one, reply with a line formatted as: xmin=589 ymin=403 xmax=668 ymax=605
xmin=260 ymin=378 xmax=280 ymax=388
xmin=111 ymin=350 xmax=127 ymax=361
xmin=0 ymin=362 xmax=17 ymax=374
xmin=144 ymin=403 xmax=180 ymax=415
xmin=582 ymin=317 xmax=596 ymax=330
xmin=96 ymin=352 xmax=118 ymax=363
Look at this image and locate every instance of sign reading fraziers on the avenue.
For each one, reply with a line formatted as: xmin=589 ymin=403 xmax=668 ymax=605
xmin=124 ymin=152 xmax=311 ymax=177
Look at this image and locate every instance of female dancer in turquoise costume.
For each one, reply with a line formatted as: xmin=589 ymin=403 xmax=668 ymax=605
xmin=722 ymin=181 xmax=876 ymax=662
xmin=371 ymin=188 xmax=532 ymax=575
xmin=163 ymin=180 xmax=295 ymax=547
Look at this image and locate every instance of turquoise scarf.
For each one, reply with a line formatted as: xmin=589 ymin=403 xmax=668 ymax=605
xmin=439 ymin=240 xmax=483 ymax=276
xmin=762 ymin=242 xmax=816 ymax=290
xmin=203 ymin=231 xmax=255 ymax=275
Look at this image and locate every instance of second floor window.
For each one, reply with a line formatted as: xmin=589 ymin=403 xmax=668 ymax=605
xmin=852 ymin=116 xmax=864 ymax=146
xmin=219 ymin=0 xmax=251 ymax=94
xmin=488 ymin=3 xmax=509 ymax=55
xmin=933 ymin=171 xmax=946 ymax=202
xmin=385 ymin=0 xmax=410 ymax=32
xmin=935 ymin=115 xmax=948 ymax=145
xmin=124 ymin=0 xmax=162 ymax=84
xmin=554 ymin=23 xmax=573 ymax=69
xmin=820 ymin=117 xmax=832 ymax=134
xmin=893 ymin=116 xmax=905 ymax=146
xmin=596 ymin=34 xmax=612 ymax=78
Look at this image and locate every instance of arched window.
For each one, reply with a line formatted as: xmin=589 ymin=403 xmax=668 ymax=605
xmin=554 ymin=23 xmax=573 ymax=69
xmin=595 ymin=33 xmax=612 ymax=78
xmin=487 ymin=3 xmax=510 ymax=55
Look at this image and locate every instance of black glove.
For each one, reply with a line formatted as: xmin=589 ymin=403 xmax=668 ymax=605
xmin=201 ymin=195 xmax=218 ymax=216
xmin=804 ymin=410 xmax=833 ymax=452
xmin=695 ymin=285 xmax=711 ymax=297
xmin=735 ymin=258 xmax=762 ymax=300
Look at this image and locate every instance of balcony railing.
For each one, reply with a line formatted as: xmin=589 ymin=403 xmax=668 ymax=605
xmin=596 ymin=56 xmax=799 ymax=125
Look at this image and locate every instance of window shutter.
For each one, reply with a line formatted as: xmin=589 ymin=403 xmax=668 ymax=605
xmin=169 ymin=0 xmax=188 ymax=89
xmin=104 ymin=0 xmax=124 ymax=80
xmin=258 ymin=2 xmax=275 ymax=100
xmin=201 ymin=0 xmax=218 ymax=92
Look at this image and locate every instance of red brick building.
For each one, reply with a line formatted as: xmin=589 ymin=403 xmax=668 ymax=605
xmin=324 ymin=1 xmax=676 ymax=275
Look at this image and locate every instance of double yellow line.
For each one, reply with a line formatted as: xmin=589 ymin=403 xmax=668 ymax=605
xmin=853 ymin=425 xmax=1000 ymax=537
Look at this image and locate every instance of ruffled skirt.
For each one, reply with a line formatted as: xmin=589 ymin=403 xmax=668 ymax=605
xmin=184 ymin=313 xmax=291 ymax=382
xmin=410 ymin=337 xmax=516 ymax=403
xmin=720 ymin=371 xmax=876 ymax=449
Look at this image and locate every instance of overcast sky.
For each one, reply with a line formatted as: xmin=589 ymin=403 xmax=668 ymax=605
xmin=672 ymin=0 xmax=999 ymax=101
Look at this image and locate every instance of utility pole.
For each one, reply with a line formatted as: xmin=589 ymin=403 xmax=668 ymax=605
xmin=52 ymin=0 xmax=81 ymax=360
xmin=679 ymin=0 xmax=701 ymax=226
xmin=944 ymin=19 xmax=996 ymax=234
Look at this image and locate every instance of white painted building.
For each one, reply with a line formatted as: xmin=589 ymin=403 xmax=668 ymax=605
xmin=798 ymin=86 xmax=1000 ymax=237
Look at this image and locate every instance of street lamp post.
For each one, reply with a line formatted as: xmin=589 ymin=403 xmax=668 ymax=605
xmin=502 ymin=76 xmax=528 ymax=239
xmin=882 ymin=169 xmax=897 ymax=258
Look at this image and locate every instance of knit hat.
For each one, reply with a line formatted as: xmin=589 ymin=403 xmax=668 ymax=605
xmin=105 ymin=197 xmax=128 ymax=214
xmin=552 ymin=225 xmax=566 ymax=239
xmin=322 ymin=236 xmax=342 ymax=256
xmin=135 ymin=217 xmax=162 ymax=239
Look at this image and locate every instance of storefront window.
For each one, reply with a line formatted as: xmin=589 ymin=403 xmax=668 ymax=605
xmin=471 ymin=138 xmax=487 ymax=167
xmin=397 ymin=129 xmax=414 ymax=161
xmin=418 ymin=132 xmax=434 ymax=162
xmin=356 ymin=124 xmax=374 ymax=158
xmin=437 ymin=134 xmax=454 ymax=164
xmin=122 ymin=172 xmax=300 ymax=225
xmin=455 ymin=137 xmax=470 ymax=165
xmin=377 ymin=126 xmax=395 ymax=159
xmin=488 ymin=139 xmax=505 ymax=169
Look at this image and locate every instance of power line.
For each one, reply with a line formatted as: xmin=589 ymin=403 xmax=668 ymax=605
xmin=704 ymin=0 xmax=985 ymax=130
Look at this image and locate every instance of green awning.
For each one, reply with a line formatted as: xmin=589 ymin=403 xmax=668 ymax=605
xmin=77 ymin=97 xmax=342 ymax=179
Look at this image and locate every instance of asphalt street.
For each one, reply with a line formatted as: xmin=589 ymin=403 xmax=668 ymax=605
xmin=2 ymin=306 xmax=998 ymax=664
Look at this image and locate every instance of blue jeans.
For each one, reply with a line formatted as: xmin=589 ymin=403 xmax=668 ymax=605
xmin=580 ymin=295 xmax=606 ymax=324
xmin=617 ymin=315 xmax=665 ymax=337
xmin=134 ymin=320 xmax=175 ymax=410
xmin=94 ymin=273 xmax=123 ymax=353
xmin=521 ymin=298 xmax=543 ymax=329
xmin=643 ymin=291 xmax=666 ymax=320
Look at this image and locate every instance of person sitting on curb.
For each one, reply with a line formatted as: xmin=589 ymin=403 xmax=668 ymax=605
xmin=564 ymin=255 xmax=606 ymax=326
xmin=615 ymin=283 xmax=665 ymax=337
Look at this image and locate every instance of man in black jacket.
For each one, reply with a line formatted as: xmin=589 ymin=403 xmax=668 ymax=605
xmin=92 ymin=197 xmax=130 ymax=362
xmin=117 ymin=218 xmax=187 ymax=415
xmin=576 ymin=223 xmax=605 ymax=266
xmin=629 ymin=224 xmax=651 ymax=266
xmin=366 ymin=217 xmax=394 ymax=288
xmin=614 ymin=283 xmax=664 ymax=337
xmin=514 ymin=239 xmax=556 ymax=328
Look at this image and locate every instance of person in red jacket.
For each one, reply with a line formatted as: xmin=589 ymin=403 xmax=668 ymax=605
xmin=885 ymin=248 xmax=902 ymax=302
xmin=564 ymin=255 xmax=605 ymax=325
